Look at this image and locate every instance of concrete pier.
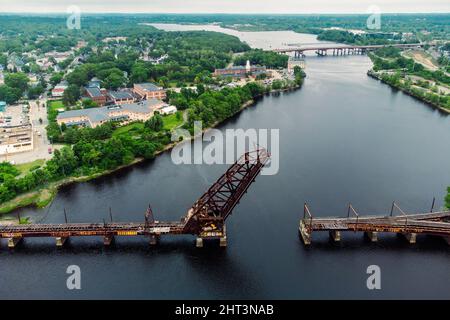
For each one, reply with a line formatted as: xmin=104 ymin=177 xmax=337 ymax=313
xmin=329 ymin=230 xmax=341 ymax=242
xmin=7 ymin=237 xmax=22 ymax=248
xmin=364 ymin=231 xmax=378 ymax=242
xmin=103 ymin=235 xmax=114 ymax=246
xmin=298 ymin=221 xmax=311 ymax=245
xmin=196 ymin=237 xmax=204 ymax=248
xmin=219 ymin=236 xmax=227 ymax=247
xmin=55 ymin=237 xmax=68 ymax=247
xmin=149 ymin=235 xmax=159 ymax=246
xmin=401 ymin=233 xmax=417 ymax=244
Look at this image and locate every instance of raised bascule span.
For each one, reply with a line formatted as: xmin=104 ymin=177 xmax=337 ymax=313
xmin=0 ymin=149 xmax=271 ymax=249
xmin=299 ymin=202 xmax=450 ymax=246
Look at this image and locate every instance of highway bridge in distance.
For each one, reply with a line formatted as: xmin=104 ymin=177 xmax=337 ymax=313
xmin=273 ymin=43 xmax=430 ymax=57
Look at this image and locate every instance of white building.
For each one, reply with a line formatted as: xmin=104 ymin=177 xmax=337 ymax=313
xmin=160 ymin=105 xmax=178 ymax=115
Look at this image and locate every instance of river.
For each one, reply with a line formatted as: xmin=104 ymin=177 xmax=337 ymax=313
xmin=0 ymin=25 xmax=449 ymax=299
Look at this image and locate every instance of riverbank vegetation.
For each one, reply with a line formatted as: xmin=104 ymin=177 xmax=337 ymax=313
xmin=368 ymin=47 xmax=450 ymax=110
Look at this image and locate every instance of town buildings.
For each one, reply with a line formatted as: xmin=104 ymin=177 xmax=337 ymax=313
xmin=85 ymin=86 xmax=108 ymax=106
xmin=51 ymin=81 xmax=69 ymax=97
xmin=0 ymin=124 xmax=34 ymax=156
xmin=56 ymin=99 xmax=170 ymax=128
xmin=213 ymin=60 xmax=267 ymax=78
xmin=108 ymin=91 xmax=136 ymax=105
xmin=133 ymin=83 xmax=167 ymax=100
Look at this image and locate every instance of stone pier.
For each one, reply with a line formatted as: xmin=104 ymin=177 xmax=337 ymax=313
xmin=364 ymin=231 xmax=378 ymax=242
xmin=103 ymin=235 xmax=114 ymax=246
xmin=149 ymin=235 xmax=160 ymax=246
xmin=55 ymin=237 xmax=68 ymax=247
xmin=7 ymin=237 xmax=23 ymax=248
xmin=401 ymin=233 xmax=417 ymax=244
xmin=196 ymin=237 xmax=204 ymax=248
xmin=329 ymin=230 xmax=341 ymax=242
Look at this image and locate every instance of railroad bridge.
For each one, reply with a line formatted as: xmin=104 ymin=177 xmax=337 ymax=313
xmin=274 ymin=43 xmax=427 ymax=58
xmin=0 ymin=149 xmax=270 ymax=249
xmin=299 ymin=202 xmax=450 ymax=246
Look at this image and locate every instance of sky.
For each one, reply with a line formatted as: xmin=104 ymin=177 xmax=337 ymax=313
xmin=0 ymin=0 xmax=449 ymax=14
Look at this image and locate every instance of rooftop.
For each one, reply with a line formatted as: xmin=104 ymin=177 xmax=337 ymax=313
xmin=135 ymin=82 xmax=163 ymax=92
xmin=57 ymin=99 xmax=165 ymax=126
xmin=85 ymin=87 xmax=104 ymax=98
xmin=109 ymin=91 xmax=134 ymax=100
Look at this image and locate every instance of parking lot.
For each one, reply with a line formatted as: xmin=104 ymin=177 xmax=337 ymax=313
xmin=2 ymin=99 xmax=59 ymax=165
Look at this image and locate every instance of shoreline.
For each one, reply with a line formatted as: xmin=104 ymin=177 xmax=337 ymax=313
xmin=0 ymin=85 xmax=301 ymax=220
xmin=367 ymin=70 xmax=450 ymax=115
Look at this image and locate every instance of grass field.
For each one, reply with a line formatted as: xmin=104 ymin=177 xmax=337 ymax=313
xmin=112 ymin=122 xmax=145 ymax=136
xmin=15 ymin=159 xmax=45 ymax=175
xmin=48 ymin=100 xmax=65 ymax=112
xmin=163 ymin=113 xmax=183 ymax=130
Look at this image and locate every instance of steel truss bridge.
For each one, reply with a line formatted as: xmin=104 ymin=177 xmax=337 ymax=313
xmin=0 ymin=149 xmax=270 ymax=248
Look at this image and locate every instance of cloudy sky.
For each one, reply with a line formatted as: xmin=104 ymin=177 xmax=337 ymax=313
xmin=0 ymin=0 xmax=449 ymax=13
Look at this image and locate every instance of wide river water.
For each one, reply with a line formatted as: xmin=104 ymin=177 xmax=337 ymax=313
xmin=1 ymin=26 xmax=449 ymax=299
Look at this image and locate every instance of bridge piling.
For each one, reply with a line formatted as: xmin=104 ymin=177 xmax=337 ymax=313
xmin=196 ymin=237 xmax=204 ymax=248
xmin=364 ymin=231 xmax=378 ymax=242
xmin=149 ymin=235 xmax=159 ymax=246
xmin=329 ymin=230 xmax=341 ymax=242
xmin=7 ymin=237 xmax=22 ymax=248
xmin=103 ymin=234 xmax=114 ymax=246
xmin=56 ymin=236 xmax=68 ymax=247
xmin=401 ymin=233 xmax=417 ymax=244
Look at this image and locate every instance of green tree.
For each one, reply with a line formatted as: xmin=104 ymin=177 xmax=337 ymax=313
xmin=4 ymin=72 xmax=29 ymax=95
xmin=145 ymin=113 xmax=164 ymax=131
xmin=62 ymin=84 xmax=81 ymax=106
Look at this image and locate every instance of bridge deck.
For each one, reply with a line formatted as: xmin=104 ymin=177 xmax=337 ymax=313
xmin=0 ymin=221 xmax=186 ymax=238
xmin=299 ymin=208 xmax=450 ymax=245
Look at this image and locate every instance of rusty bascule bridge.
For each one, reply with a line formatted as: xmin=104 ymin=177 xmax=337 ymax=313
xmin=0 ymin=149 xmax=271 ymax=249
xmin=1 ymin=148 xmax=449 ymax=249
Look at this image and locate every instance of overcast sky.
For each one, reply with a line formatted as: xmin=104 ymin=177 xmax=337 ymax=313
xmin=0 ymin=0 xmax=449 ymax=14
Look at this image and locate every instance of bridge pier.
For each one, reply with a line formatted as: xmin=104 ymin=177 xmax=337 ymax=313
xmin=219 ymin=226 xmax=227 ymax=247
xmin=7 ymin=237 xmax=23 ymax=248
xmin=149 ymin=234 xmax=160 ymax=246
xmin=196 ymin=237 xmax=204 ymax=248
xmin=299 ymin=221 xmax=311 ymax=245
xmin=55 ymin=236 xmax=68 ymax=247
xmin=442 ymin=236 xmax=450 ymax=245
xmin=400 ymin=233 xmax=417 ymax=244
xmin=103 ymin=234 xmax=115 ymax=246
xmin=329 ymin=230 xmax=341 ymax=242
xmin=364 ymin=231 xmax=378 ymax=242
